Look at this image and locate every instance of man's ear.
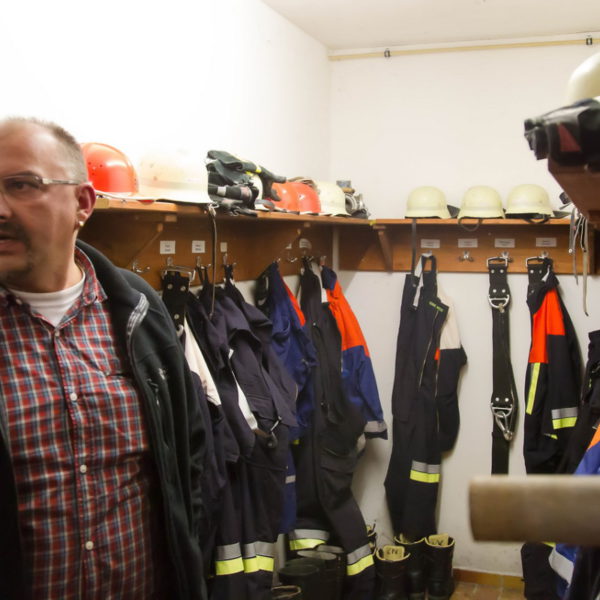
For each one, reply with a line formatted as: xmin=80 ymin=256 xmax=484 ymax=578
xmin=76 ymin=183 xmax=96 ymax=222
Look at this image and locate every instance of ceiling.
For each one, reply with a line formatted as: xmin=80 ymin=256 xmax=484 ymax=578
xmin=261 ymin=0 xmax=600 ymax=51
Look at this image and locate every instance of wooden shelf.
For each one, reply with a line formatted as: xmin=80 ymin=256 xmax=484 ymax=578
xmin=338 ymin=218 xmax=594 ymax=274
xmin=83 ymin=200 xmax=595 ymax=286
xmin=82 ymin=200 xmax=340 ymax=289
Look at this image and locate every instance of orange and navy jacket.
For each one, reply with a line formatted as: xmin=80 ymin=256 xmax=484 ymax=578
xmin=320 ymin=266 xmax=387 ymax=438
xmin=524 ymin=268 xmax=582 ymax=473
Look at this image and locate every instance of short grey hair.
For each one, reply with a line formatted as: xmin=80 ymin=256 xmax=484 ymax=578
xmin=0 ymin=116 xmax=87 ymax=182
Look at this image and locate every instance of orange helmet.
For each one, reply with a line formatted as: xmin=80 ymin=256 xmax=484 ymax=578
xmin=81 ymin=142 xmax=148 ymax=200
xmin=289 ymin=181 xmax=320 ymax=214
xmin=270 ymin=182 xmax=300 ymax=212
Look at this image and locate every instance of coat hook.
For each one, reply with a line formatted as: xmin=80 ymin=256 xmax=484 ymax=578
xmin=161 ymin=256 xmax=196 ymax=282
xmin=458 ymin=250 xmax=474 ymax=262
xmin=131 ymin=258 xmax=151 ymax=274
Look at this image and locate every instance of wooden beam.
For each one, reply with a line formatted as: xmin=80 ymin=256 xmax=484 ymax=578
xmin=469 ymin=475 xmax=600 ymax=546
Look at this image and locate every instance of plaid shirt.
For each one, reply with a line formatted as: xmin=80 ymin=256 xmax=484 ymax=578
xmin=0 ymin=248 xmax=166 ymax=600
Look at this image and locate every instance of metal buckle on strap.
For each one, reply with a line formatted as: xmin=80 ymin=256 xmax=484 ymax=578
xmin=490 ymin=398 xmax=515 ymax=441
xmin=488 ymin=295 xmax=510 ymax=311
xmin=487 ymin=255 xmax=510 ymax=312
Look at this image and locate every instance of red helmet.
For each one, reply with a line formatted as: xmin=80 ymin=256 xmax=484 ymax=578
xmin=270 ymin=182 xmax=300 ymax=212
xmin=81 ymin=142 xmax=142 ymax=198
xmin=289 ymin=181 xmax=320 ymax=215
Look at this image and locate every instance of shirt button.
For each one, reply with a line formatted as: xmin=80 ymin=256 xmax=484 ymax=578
xmin=79 ymin=464 xmax=88 ymax=474
xmin=85 ymin=541 xmax=94 ymax=551
xmin=69 ymin=392 xmax=78 ymax=402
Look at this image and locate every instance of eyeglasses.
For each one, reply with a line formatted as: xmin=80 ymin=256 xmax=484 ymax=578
xmin=0 ymin=174 xmax=82 ymax=201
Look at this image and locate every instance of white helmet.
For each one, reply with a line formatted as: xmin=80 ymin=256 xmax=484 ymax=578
xmin=405 ymin=186 xmax=452 ymax=218
xmin=457 ymin=186 xmax=504 ymax=220
xmin=505 ymin=184 xmax=553 ymax=216
xmin=566 ymin=52 xmax=600 ymax=104
xmin=316 ymin=181 xmax=347 ymax=216
xmin=138 ymin=148 xmax=211 ymax=204
xmin=506 ymin=184 xmax=569 ymax=219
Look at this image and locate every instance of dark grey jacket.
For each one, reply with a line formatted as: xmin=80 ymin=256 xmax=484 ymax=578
xmin=0 ymin=240 xmax=207 ymax=600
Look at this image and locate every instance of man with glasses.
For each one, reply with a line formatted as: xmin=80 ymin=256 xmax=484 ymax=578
xmin=0 ymin=117 xmax=207 ymax=600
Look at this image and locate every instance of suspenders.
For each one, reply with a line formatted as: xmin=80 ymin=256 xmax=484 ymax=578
xmin=487 ymin=256 xmax=519 ymax=474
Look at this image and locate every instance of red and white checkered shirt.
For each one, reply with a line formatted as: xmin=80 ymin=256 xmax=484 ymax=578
xmin=0 ymin=248 xmax=167 ymax=600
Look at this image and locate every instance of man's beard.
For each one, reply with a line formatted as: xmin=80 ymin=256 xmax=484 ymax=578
xmin=0 ymin=223 xmax=34 ymax=288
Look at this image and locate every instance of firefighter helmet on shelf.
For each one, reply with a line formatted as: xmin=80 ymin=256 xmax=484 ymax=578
xmin=270 ymin=182 xmax=300 ymax=212
xmin=505 ymin=184 xmax=570 ymax=219
xmin=316 ymin=181 xmax=347 ymax=216
xmin=405 ymin=186 xmax=456 ymax=219
xmin=457 ymin=186 xmax=505 ymax=220
xmin=81 ymin=142 xmax=150 ymax=201
xmin=505 ymin=184 xmax=553 ymax=216
xmin=290 ymin=180 xmax=321 ymax=215
xmin=137 ymin=148 xmax=211 ymax=204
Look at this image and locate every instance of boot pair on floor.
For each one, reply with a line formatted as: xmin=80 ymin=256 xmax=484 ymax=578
xmin=374 ymin=533 xmax=455 ymax=600
xmin=275 ymin=545 xmax=346 ymax=600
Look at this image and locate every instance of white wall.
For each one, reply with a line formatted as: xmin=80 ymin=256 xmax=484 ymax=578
xmin=331 ymin=44 xmax=600 ymax=575
xmin=1 ymin=0 xmax=331 ymax=179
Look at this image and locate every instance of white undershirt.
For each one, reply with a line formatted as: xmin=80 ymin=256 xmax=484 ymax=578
xmin=8 ymin=274 xmax=85 ymax=327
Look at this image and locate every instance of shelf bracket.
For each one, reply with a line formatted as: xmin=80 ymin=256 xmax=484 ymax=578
xmin=373 ymin=225 xmax=393 ymax=271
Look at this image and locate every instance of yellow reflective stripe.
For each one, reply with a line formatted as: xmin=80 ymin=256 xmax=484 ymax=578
xmin=526 ymin=363 xmax=541 ymax=415
xmin=243 ymin=557 xmax=259 ymax=573
xmin=215 ymin=557 xmax=244 ymax=575
xmin=243 ymin=556 xmax=273 ymax=573
xmin=257 ymin=556 xmax=274 ymax=572
xmin=346 ymin=553 xmax=374 ymax=576
xmin=552 ymin=417 xmax=577 ymax=429
xmin=410 ymin=469 xmax=440 ymax=483
xmin=544 ymin=541 xmax=556 ymax=547
xmin=289 ymin=539 xmax=324 ymax=551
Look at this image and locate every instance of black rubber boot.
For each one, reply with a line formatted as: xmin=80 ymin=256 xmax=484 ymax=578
xmin=373 ymin=544 xmax=409 ymax=600
xmin=314 ymin=545 xmax=346 ymax=600
xmin=425 ymin=534 xmax=455 ymax=600
xmin=393 ymin=534 xmax=426 ymax=600
xmin=277 ymin=560 xmax=320 ymax=600
xmin=297 ymin=550 xmax=339 ymax=600
xmin=271 ymin=584 xmax=303 ymax=599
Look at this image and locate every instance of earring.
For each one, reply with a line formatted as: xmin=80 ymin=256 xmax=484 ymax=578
xmin=78 ymin=220 xmax=85 ymax=228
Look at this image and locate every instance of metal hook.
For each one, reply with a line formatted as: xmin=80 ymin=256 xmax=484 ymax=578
xmin=458 ymin=250 xmax=474 ymax=262
xmin=161 ymin=256 xmax=196 ymax=282
xmin=131 ymin=259 xmax=151 ymax=274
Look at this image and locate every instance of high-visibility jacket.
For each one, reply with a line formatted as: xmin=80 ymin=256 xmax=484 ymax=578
xmin=523 ymin=268 xmax=582 ymax=474
xmin=320 ymin=265 xmax=387 ymax=439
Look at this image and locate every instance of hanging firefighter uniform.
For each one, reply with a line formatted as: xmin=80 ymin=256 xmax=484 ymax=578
xmin=290 ymin=258 xmax=375 ymax=599
xmin=523 ymin=256 xmax=581 ymax=474
xmin=385 ymin=255 xmax=466 ymax=540
xmin=520 ymin=257 xmax=582 ymax=600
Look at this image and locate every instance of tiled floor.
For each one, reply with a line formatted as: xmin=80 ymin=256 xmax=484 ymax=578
xmin=451 ymin=581 xmax=525 ymax=599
